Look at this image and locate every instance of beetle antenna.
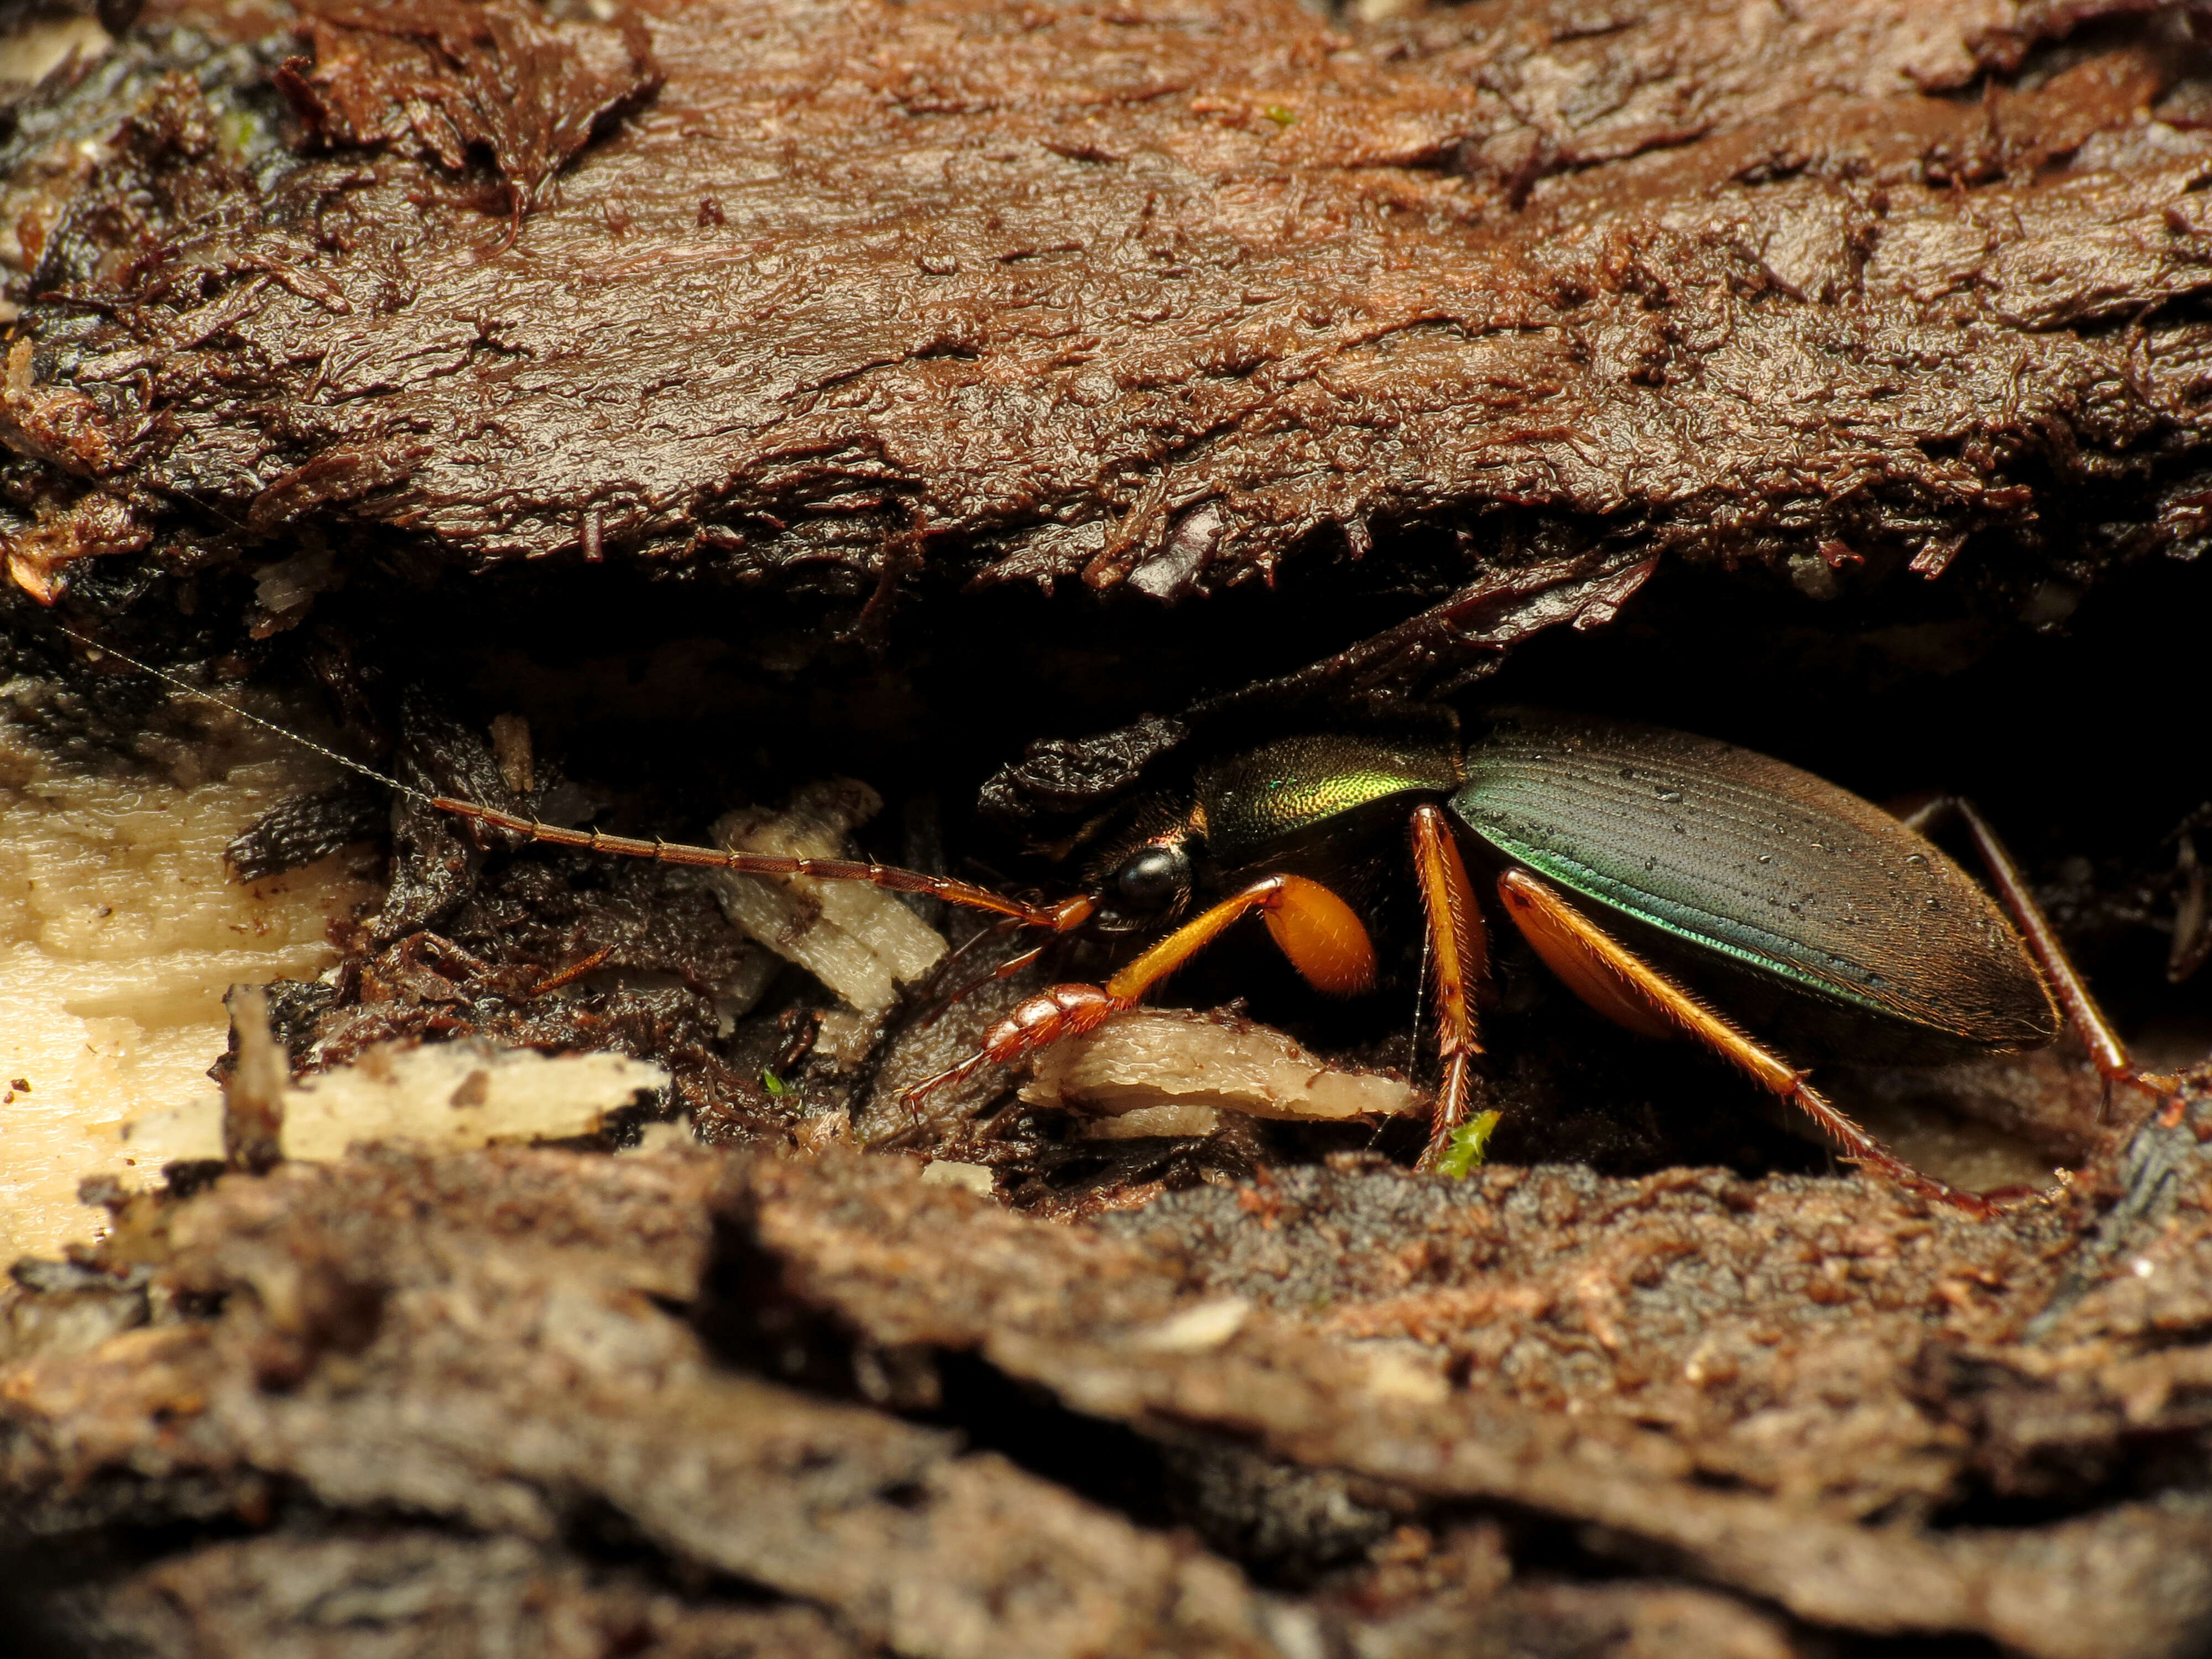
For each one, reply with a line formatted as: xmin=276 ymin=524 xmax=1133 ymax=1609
xmin=49 ymin=623 xmax=425 ymax=804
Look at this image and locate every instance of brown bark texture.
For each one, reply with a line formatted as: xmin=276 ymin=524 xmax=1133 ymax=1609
xmin=0 ymin=0 xmax=2209 ymax=609
xmin=6 ymin=1125 xmax=2212 ymax=1658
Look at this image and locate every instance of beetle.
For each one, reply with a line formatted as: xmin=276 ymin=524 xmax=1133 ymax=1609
xmin=415 ymin=706 xmax=2165 ymax=1217
xmin=45 ymin=623 xmax=2166 ymax=1216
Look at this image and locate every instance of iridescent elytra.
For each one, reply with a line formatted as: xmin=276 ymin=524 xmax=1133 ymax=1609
xmin=47 ymin=623 xmax=2169 ymax=1218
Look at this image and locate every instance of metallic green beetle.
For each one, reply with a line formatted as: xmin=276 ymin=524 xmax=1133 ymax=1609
xmin=889 ymin=710 xmax=2152 ymax=1217
xmin=429 ymin=708 xmax=2158 ymax=1217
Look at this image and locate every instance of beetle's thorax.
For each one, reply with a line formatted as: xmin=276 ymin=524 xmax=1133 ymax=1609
xmin=1193 ymin=732 xmax=1462 ymax=868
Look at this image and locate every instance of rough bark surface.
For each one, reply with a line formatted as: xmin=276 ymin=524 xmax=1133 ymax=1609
xmin=6 ymin=1092 xmax=2212 ymax=1658
xmin=0 ymin=0 xmax=2209 ymax=610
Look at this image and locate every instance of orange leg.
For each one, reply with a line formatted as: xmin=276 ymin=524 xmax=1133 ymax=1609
xmin=528 ymin=943 xmax=616 ymax=997
xmin=904 ymin=874 xmax=1378 ymax=1109
xmin=1893 ymin=794 xmax=2176 ymax=1099
xmin=910 ymin=912 xmax=1055 ymax=1031
xmin=928 ymin=942 xmax=1050 ymax=1020
xmin=1496 ymin=867 xmax=1998 ymax=1218
xmin=1409 ymin=805 xmax=1490 ymax=1162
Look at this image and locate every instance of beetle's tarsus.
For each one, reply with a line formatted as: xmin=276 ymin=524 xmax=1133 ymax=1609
xmin=903 ymin=1048 xmax=993 ymax=1113
xmin=903 ymin=983 xmax=1129 ymax=1114
xmin=1426 ymin=1050 xmax=1476 ymax=1151
xmin=1815 ymin=1096 xmax=2004 ymax=1219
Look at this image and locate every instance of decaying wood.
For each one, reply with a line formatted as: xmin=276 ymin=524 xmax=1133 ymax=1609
xmin=7 ymin=1100 xmax=2212 ymax=1657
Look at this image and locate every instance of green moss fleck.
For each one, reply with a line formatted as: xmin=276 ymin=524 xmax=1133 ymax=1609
xmin=1436 ymin=1110 xmax=1501 ymax=1180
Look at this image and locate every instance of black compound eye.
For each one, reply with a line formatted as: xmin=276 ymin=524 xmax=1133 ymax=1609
xmin=1114 ymin=843 xmax=1190 ymax=912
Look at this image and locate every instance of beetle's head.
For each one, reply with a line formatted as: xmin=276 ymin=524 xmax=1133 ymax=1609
xmin=1081 ymin=794 xmax=1204 ymax=933
xmin=1105 ymin=838 xmax=1193 ymax=919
